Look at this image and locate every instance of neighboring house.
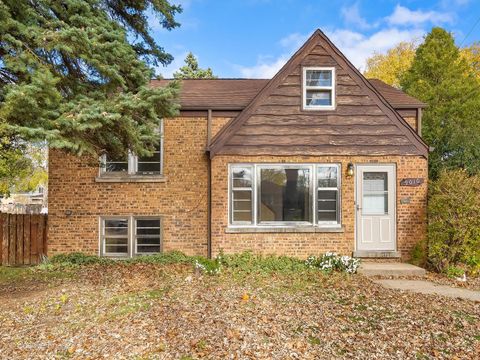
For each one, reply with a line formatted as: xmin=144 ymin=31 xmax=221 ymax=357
xmin=48 ymin=30 xmax=427 ymax=260
xmin=1 ymin=185 xmax=48 ymax=214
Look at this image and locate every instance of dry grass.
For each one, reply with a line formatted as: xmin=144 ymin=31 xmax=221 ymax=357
xmin=0 ymin=263 xmax=479 ymax=359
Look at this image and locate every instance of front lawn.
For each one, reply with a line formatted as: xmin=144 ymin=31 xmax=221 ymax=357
xmin=0 ymin=256 xmax=479 ymax=359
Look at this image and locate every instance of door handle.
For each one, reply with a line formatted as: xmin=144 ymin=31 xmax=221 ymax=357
xmin=356 ymin=204 xmax=361 ymax=211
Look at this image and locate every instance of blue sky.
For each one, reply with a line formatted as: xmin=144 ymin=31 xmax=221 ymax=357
xmin=150 ymin=0 xmax=480 ymax=78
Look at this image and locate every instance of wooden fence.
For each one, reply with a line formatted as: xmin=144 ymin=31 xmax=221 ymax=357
xmin=0 ymin=214 xmax=47 ymax=266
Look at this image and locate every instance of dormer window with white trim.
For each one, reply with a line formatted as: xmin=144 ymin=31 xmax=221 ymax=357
xmin=303 ymin=67 xmax=335 ymax=110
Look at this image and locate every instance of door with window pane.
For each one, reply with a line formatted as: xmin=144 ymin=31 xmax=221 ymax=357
xmin=356 ymin=165 xmax=396 ymax=251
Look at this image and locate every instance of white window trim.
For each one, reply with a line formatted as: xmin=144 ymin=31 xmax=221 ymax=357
xmin=99 ymin=216 xmax=162 ymax=258
xmin=302 ymin=67 xmax=336 ymax=111
xmin=228 ymin=163 xmax=342 ymax=229
xmin=99 ymin=120 xmax=164 ymax=176
xmin=316 ymin=164 xmax=341 ymax=226
xmin=230 ymin=165 xmax=254 ymax=226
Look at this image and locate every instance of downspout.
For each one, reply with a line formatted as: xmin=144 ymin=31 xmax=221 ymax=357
xmin=417 ymin=107 xmax=422 ymax=137
xmin=207 ymin=109 xmax=212 ymax=259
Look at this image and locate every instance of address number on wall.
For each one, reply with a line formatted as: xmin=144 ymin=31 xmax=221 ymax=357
xmin=400 ymin=178 xmax=424 ymax=187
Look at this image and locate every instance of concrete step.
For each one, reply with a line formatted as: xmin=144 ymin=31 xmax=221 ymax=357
xmin=358 ymin=262 xmax=426 ymax=277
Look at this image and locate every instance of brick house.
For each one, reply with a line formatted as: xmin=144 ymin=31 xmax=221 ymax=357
xmin=48 ymin=30 xmax=428 ymax=260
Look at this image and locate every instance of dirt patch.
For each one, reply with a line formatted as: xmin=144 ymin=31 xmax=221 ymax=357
xmin=0 ymin=264 xmax=479 ymax=359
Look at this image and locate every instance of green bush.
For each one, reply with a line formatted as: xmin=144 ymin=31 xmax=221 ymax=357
xmin=410 ymin=239 xmax=427 ymax=267
xmin=305 ymin=252 xmax=360 ymax=274
xmin=127 ymin=251 xmax=192 ymax=265
xmin=194 ymin=257 xmax=222 ymax=275
xmin=49 ymin=252 xmax=113 ymax=266
xmin=427 ymin=169 xmax=480 ymax=274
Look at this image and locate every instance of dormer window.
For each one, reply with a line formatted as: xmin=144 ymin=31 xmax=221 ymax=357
xmin=303 ymin=67 xmax=335 ymax=110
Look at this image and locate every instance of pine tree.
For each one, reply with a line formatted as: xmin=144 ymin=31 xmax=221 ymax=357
xmin=173 ymin=52 xmax=216 ymax=79
xmin=0 ymin=0 xmax=182 ymax=162
xmin=401 ymin=27 xmax=480 ymax=179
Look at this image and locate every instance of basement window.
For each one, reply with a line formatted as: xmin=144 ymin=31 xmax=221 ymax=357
xmin=100 ymin=216 xmax=162 ymax=257
xmin=100 ymin=120 xmax=164 ymax=176
xmin=303 ymin=67 xmax=335 ymax=110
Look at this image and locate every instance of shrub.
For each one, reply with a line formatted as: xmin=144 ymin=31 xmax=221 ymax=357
xmin=194 ymin=257 xmax=222 ymax=275
xmin=49 ymin=252 xmax=113 ymax=266
xmin=410 ymin=239 xmax=427 ymax=267
xmin=127 ymin=251 xmax=192 ymax=265
xmin=305 ymin=252 xmax=360 ymax=274
xmin=427 ymin=169 xmax=480 ymax=274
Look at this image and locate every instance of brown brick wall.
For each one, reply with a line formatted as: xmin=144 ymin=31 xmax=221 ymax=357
xmin=211 ymin=155 xmax=427 ymax=260
xmin=48 ymin=116 xmax=233 ymax=256
xmin=49 ymin=116 xmax=427 ymax=261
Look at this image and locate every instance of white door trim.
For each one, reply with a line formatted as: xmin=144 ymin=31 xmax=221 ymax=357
xmin=355 ymin=164 xmax=396 ymax=252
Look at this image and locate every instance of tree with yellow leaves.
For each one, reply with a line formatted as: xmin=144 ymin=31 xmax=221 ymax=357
xmin=364 ymin=42 xmax=417 ymax=88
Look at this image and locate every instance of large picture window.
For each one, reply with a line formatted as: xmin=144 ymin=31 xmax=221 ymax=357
xmin=259 ymin=166 xmax=311 ymax=223
xmin=229 ymin=164 xmax=341 ymax=227
xmin=100 ymin=216 xmax=162 ymax=257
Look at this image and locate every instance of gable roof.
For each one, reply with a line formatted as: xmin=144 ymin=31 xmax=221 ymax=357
xmin=151 ymin=78 xmax=425 ymax=111
xmin=208 ymin=29 xmax=428 ymax=158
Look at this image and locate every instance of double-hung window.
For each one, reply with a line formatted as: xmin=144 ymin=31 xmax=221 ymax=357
xmin=229 ymin=164 xmax=341 ymax=228
xmin=100 ymin=216 xmax=162 ymax=257
xmin=230 ymin=166 xmax=254 ymax=224
xmin=101 ymin=120 xmax=164 ymax=176
xmin=303 ymin=67 xmax=335 ymax=110
xmin=317 ymin=165 xmax=341 ymax=224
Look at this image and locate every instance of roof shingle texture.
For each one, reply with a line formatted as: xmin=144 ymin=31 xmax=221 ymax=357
xmin=151 ymin=78 xmax=425 ymax=110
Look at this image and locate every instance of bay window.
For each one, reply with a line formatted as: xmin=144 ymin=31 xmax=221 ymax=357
xmin=229 ymin=164 xmax=341 ymax=228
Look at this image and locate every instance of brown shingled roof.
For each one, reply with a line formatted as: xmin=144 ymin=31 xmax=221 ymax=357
xmin=367 ymin=78 xmax=426 ymax=108
xmin=151 ymin=79 xmax=268 ymax=110
xmin=151 ymin=78 xmax=425 ymax=110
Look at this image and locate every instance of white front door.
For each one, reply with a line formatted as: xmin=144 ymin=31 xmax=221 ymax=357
xmin=356 ymin=164 xmax=396 ymax=251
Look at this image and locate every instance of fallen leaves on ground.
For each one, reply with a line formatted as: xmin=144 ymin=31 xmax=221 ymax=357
xmin=0 ymin=264 xmax=479 ymax=359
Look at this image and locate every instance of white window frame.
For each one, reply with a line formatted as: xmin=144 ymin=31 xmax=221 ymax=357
xmin=99 ymin=216 xmax=162 ymax=258
xmin=302 ymin=67 xmax=336 ymax=111
xmin=100 ymin=120 xmax=164 ymax=176
xmin=230 ymin=165 xmax=254 ymax=225
xmin=228 ymin=163 xmax=342 ymax=228
xmin=316 ymin=164 xmax=341 ymax=226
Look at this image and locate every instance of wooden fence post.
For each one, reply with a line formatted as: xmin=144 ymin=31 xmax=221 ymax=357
xmin=16 ymin=214 xmax=24 ymax=265
xmin=1 ymin=214 xmax=8 ymax=265
xmin=9 ymin=214 xmax=16 ymax=266
xmin=24 ymin=214 xmax=31 ymax=265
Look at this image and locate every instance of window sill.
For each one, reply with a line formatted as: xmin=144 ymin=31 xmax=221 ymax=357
xmin=95 ymin=175 xmax=166 ymax=183
xmin=225 ymin=225 xmax=344 ymax=234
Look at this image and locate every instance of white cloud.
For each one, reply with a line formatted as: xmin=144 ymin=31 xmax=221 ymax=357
xmin=279 ymin=32 xmax=309 ymax=50
xmin=341 ymin=2 xmax=376 ymax=30
xmin=237 ymin=54 xmax=291 ymax=78
xmin=386 ymin=5 xmax=454 ymax=26
xmin=235 ymin=26 xmax=424 ymax=78
xmin=155 ymin=50 xmax=190 ymax=78
xmin=326 ymin=28 xmax=424 ymax=71
xmin=233 ymin=4 xmax=454 ymax=78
